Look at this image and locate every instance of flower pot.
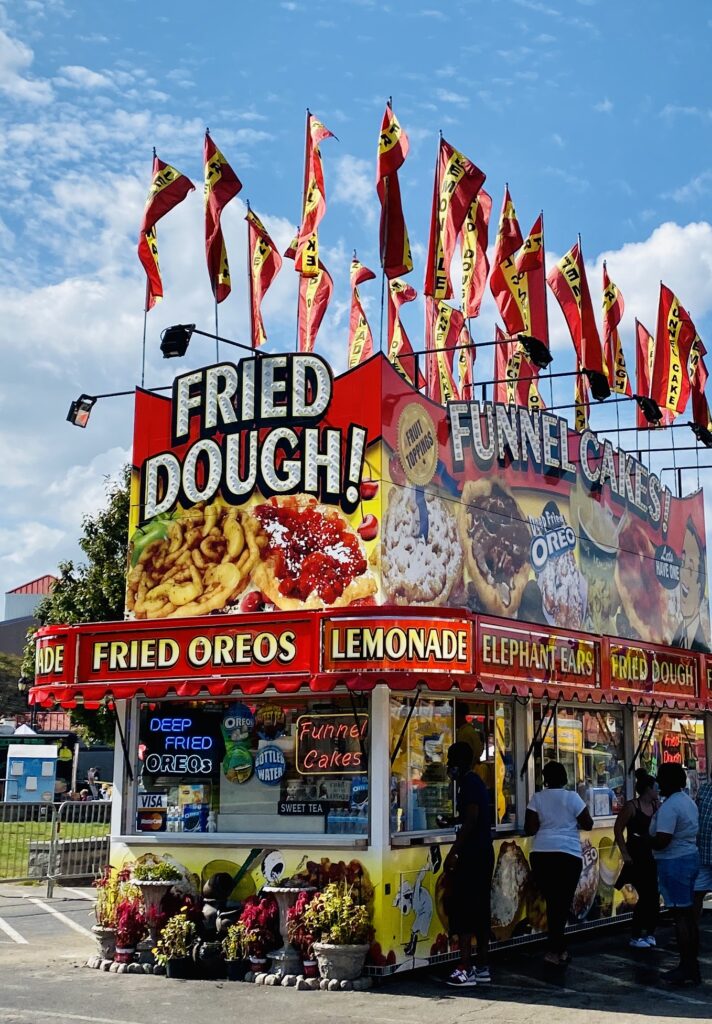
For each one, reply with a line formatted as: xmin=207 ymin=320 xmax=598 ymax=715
xmin=91 ymin=925 xmax=116 ymax=960
xmin=114 ymin=946 xmax=135 ymax=964
xmin=302 ymin=958 xmax=318 ymax=978
xmin=312 ymin=942 xmax=369 ymax=981
xmin=135 ymin=880 xmax=174 ymax=946
xmin=226 ymin=958 xmax=250 ymax=982
xmin=249 ymin=956 xmax=268 ymax=972
xmin=165 ymin=956 xmax=193 ymax=980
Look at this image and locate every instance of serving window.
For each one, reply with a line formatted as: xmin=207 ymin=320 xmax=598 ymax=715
xmin=389 ymin=696 xmax=515 ymax=834
xmin=134 ymin=696 xmax=369 ymax=836
xmin=533 ymin=705 xmax=625 ymax=817
xmin=637 ymin=712 xmax=707 ymax=796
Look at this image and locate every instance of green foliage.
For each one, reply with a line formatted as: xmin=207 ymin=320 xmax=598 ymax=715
xmin=133 ymin=860 xmax=182 ymax=882
xmin=153 ymin=909 xmax=196 ymax=965
xmin=302 ymin=882 xmax=371 ymax=946
xmin=221 ymin=923 xmax=247 ymax=961
xmin=0 ymin=652 xmax=25 ymax=716
xmin=21 ymin=467 xmax=130 ymax=745
xmin=94 ymin=866 xmax=140 ymax=928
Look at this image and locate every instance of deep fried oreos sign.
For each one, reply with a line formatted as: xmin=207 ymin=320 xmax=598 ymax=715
xmin=140 ymin=354 xmax=367 ymax=525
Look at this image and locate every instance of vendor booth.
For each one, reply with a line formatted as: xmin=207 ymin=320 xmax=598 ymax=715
xmin=31 ymin=351 xmax=712 ymax=973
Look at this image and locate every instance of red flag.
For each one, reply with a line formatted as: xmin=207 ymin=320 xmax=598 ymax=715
xmin=651 ymin=283 xmax=697 ymax=415
xmin=457 ymin=321 xmax=474 ymax=399
xmin=516 ymin=213 xmax=548 ymax=344
xmin=424 ymin=138 xmax=486 ymax=300
xmin=602 ymin=262 xmax=631 ymax=396
xmin=285 ymin=234 xmax=333 ymax=352
xmin=376 ymin=104 xmax=413 ymax=279
xmin=425 ymin=298 xmax=463 ymax=403
xmin=138 ymin=152 xmax=194 ymax=310
xmin=461 ymin=189 xmax=492 ymax=319
xmin=204 ymin=133 xmax=242 ymax=304
xmin=691 ymin=340 xmax=711 ymax=431
xmin=635 ymin=319 xmax=671 ymax=429
xmin=347 ymin=256 xmax=376 ymax=368
xmin=547 ymin=241 xmax=606 ymax=377
xmin=247 ymin=208 xmax=282 ymax=348
xmin=489 ymin=186 xmax=526 ymax=335
xmin=387 ymin=279 xmax=425 ymax=389
xmin=493 ymin=326 xmax=545 ymax=410
xmin=295 ymin=113 xmax=334 ymax=276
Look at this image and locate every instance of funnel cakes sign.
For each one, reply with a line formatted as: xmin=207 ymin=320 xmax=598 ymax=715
xmin=126 ymin=354 xmax=709 ymax=653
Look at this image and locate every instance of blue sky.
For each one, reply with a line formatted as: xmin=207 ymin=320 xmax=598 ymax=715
xmin=1 ymin=0 xmax=711 ymax=603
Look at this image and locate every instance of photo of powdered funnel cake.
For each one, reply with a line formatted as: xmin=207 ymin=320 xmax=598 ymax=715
xmin=570 ymin=480 xmax=621 ymax=637
xmin=382 ymin=486 xmax=462 ymax=606
xmin=615 ymin=514 xmax=674 ymax=644
xmin=490 ymin=840 xmax=531 ymax=936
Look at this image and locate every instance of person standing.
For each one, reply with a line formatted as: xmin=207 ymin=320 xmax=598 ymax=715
xmin=443 ymin=741 xmax=494 ymax=987
xmin=613 ymin=769 xmax=659 ymax=948
xmin=650 ymin=762 xmax=700 ymax=986
xmin=694 ymin=773 xmax=712 ymax=921
xmin=525 ymin=760 xmax=593 ymax=966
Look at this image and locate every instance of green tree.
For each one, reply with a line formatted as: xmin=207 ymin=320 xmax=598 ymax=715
xmin=0 ymin=652 xmax=25 ymax=716
xmin=22 ymin=467 xmax=131 ymax=745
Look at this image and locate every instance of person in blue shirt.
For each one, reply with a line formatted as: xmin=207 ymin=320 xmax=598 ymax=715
xmin=443 ymin=741 xmax=494 ymax=987
xmin=650 ymin=762 xmax=700 ymax=986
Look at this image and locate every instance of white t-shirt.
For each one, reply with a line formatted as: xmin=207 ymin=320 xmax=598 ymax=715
xmin=650 ymin=791 xmax=699 ymax=861
xmin=527 ymin=788 xmax=586 ymax=859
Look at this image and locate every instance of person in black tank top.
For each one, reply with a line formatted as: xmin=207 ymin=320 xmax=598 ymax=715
xmin=614 ymin=769 xmax=659 ymax=948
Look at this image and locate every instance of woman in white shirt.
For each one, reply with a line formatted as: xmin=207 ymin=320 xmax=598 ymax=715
xmin=525 ymin=760 xmax=593 ymax=965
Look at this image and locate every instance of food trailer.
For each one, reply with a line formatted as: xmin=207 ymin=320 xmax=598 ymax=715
xmin=31 ymin=351 xmax=712 ymax=973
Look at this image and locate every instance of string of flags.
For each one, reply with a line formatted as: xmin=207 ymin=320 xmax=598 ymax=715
xmin=136 ymin=106 xmax=711 ymax=438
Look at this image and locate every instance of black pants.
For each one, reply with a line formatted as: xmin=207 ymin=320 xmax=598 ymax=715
xmin=530 ymin=852 xmax=582 ymax=954
xmin=630 ymin=857 xmax=659 ymax=938
xmin=447 ymin=846 xmax=494 ymax=966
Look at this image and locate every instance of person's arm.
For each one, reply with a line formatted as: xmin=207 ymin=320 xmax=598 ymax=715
xmin=444 ymin=799 xmax=479 ymax=872
xmin=650 ymin=831 xmax=672 ymax=851
xmin=577 ymin=807 xmax=594 ymax=832
xmin=649 ymin=800 xmax=674 ymax=850
xmin=524 ymin=808 xmax=540 ymax=836
xmin=613 ymin=802 xmax=635 ymax=862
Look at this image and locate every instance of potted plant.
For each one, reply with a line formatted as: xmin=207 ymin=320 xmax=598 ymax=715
xmin=303 ymin=882 xmax=371 ymax=981
xmin=132 ymin=860 xmax=182 ymax=946
xmin=114 ymin=894 xmax=146 ymax=963
xmin=237 ymin=894 xmax=280 ymax=971
xmin=153 ymin=908 xmax=197 ymax=979
xmin=287 ymin=890 xmax=318 ymax=977
xmin=222 ymin=922 xmax=249 ymax=981
xmin=92 ymin=866 xmax=121 ymax=959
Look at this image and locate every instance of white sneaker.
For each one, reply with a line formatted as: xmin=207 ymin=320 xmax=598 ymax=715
xmin=446 ymin=967 xmax=477 ymax=987
xmin=629 ymin=938 xmax=650 ymax=949
xmin=644 ymin=935 xmax=657 ymax=947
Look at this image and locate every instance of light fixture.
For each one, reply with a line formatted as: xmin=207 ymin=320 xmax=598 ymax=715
xmin=582 ymin=369 xmax=611 ymax=402
xmin=517 ymin=335 xmax=553 ymax=369
xmin=691 ymin=422 xmax=712 ymax=448
xmin=635 ymin=395 xmax=663 ymax=426
xmin=160 ymin=323 xmax=195 ymax=359
xmin=66 ymin=393 xmax=96 ymax=428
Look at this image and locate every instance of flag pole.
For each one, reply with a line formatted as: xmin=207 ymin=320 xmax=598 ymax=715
xmin=540 ymin=210 xmax=554 ymax=411
xmin=246 ymin=200 xmax=256 ymax=351
xmin=141 ymin=281 xmax=149 ymax=388
xmin=378 ymin=97 xmax=393 ymax=354
xmin=425 ymin=132 xmax=443 ymax=398
xmin=294 ymin=108 xmax=311 ymax=353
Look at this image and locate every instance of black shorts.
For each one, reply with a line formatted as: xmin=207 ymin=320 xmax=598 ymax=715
xmin=445 ymin=847 xmax=494 ymax=937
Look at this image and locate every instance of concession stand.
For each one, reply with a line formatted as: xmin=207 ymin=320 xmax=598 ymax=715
xmin=31 ymin=352 xmax=712 ymax=972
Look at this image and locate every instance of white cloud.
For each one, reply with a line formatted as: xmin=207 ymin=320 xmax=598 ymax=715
xmin=0 ymin=28 xmax=53 ymax=104
xmin=331 ymin=154 xmax=376 ymax=225
xmin=660 ymin=104 xmax=712 ymax=120
xmin=594 ymin=97 xmax=613 ymax=113
xmin=436 ymin=88 xmax=469 ymax=107
xmin=665 ymin=170 xmax=712 ymax=203
xmin=55 ymin=65 xmax=112 ymax=89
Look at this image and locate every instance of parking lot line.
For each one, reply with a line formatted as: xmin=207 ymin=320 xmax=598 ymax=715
xmin=0 ymin=917 xmax=28 ymax=944
xmin=27 ymin=899 xmax=94 ymax=939
xmin=575 ymin=958 xmax=707 ymax=1007
xmin=60 ymin=887 xmax=96 ymax=902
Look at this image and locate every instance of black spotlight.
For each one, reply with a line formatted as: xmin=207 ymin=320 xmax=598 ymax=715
xmin=66 ymin=394 xmax=97 ymax=428
xmin=691 ymin=422 xmax=712 ymax=448
xmin=160 ymin=323 xmax=195 ymax=359
xmin=517 ymin=334 xmax=553 ymax=369
xmin=634 ymin=395 xmax=663 ymax=426
xmin=583 ymin=369 xmax=611 ymax=402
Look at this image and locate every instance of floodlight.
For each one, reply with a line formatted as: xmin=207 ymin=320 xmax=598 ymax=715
xmin=517 ymin=335 xmax=553 ymax=369
xmin=66 ymin=394 xmax=97 ymax=428
xmin=583 ymin=369 xmax=611 ymax=402
xmin=634 ymin=395 xmax=663 ymax=426
xmin=160 ymin=323 xmax=195 ymax=359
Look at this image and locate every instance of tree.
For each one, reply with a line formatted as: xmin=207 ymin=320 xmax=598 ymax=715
xmin=22 ymin=467 xmax=131 ymax=746
xmin=0 ymin=652 xmax=25 ymax=716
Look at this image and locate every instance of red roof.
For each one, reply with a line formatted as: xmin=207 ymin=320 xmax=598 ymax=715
xmin=7 ymin=575 xmax=57 ymax=596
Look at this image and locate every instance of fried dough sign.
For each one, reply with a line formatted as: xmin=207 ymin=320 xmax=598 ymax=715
xmin=126 ymin=501 xmax=265 ymax=619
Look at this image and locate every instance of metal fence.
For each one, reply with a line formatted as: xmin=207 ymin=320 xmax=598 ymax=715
xmin=0 ymin=800 xmax=111 ymax=896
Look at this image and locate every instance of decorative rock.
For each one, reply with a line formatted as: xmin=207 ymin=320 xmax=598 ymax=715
xmin=101 ymin=960 xmax=112 ymax=972
xmin=304 ymin=978 xmax=319 ymax=991
xmin=339 ymin=980 xmax=353 ymax=991
xmin=127 ymin=964 xmax=143 ymax=974
xmin=281 ymin=974 xmax=296 ymax=987
xmin=295 ymin=978 xmax=310 ymax=990
xmin=244 ymin=971 xmax=255 ymax=984
xmin=319 ymin=979 xmax=329 ymax=990
xmin=327 ymin=979 xmax=340 ymax=992
xmin=265 ymin=974 xmax=279 ymax=986
xmin=117 ymin=964 xmax=128 ymax=974
xmin=92 ymin=957 xmax=103 ymax=969
xmin=109 ymin=962 xmax=120 ymax=973
xmin=254 ymin=972 xmax=267 ymax=985
xmin=152 ymin=964 xmax=166 ymax=975
xmin=142 ymin=964 xmax=153 ymax=975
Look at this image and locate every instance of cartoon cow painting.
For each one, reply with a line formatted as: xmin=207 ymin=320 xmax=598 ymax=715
xmin=392 ymin=847 xmax=440 ymax=958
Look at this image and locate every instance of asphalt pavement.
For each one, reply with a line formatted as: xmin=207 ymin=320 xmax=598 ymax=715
xmin=1 ymin=883 xmax=711 ymax=1023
